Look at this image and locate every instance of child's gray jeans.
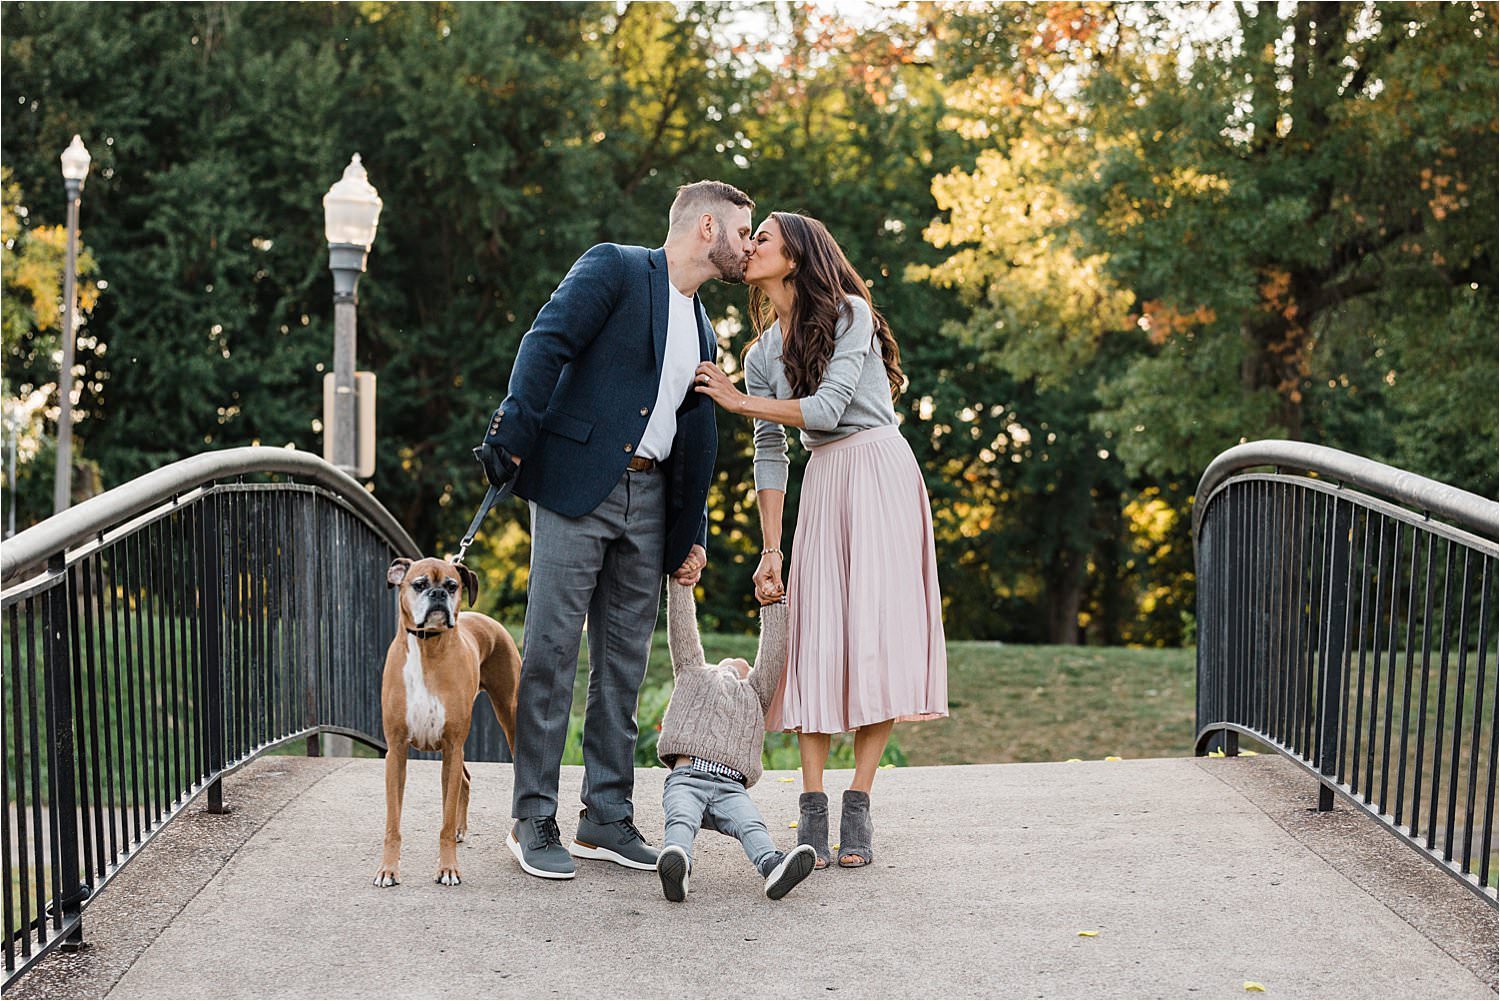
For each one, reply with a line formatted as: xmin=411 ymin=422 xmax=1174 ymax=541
xmin=661 ymin=766 xmax=776 ymax=870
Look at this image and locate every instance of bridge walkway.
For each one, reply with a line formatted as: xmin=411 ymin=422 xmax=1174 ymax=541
xmin=7 ymin=755 xmax=1496 ymax=999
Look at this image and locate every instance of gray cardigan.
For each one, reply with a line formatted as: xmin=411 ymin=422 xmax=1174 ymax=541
xmin=656 ymin=582 xmax=787 ymax=787
xmin=742 ymin=295 xmax=898 ymax=492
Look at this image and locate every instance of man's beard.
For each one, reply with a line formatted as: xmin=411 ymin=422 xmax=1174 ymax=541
xmin=709 ymin=229 xmax=746 ymax=283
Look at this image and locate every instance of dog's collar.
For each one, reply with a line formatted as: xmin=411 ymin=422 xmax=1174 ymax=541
xmin=405 ymin=627 xmax=448 ymax=640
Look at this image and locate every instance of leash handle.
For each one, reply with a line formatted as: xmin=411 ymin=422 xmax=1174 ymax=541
xmin=454 ymin=477 xmax=514 ymax=565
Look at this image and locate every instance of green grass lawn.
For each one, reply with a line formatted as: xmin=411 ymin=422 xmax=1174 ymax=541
xmin=895 ymin=642 xmax=1198 ymax=765
xmin=324 ymin=628 xmax=1198 ymax=767
xmin=552 ymin=629 xmax=1198 ymax=767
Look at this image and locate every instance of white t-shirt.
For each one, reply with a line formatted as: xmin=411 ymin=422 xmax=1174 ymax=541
xmin=636 ymin=283 xmax=702 ymax=461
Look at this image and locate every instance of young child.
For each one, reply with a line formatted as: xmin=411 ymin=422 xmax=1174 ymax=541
xmin=654 ymin=580 xmax=818 ymax=902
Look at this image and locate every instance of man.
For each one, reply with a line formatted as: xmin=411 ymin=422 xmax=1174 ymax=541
xmin=477 ymin=180 xmax=755 ymax=880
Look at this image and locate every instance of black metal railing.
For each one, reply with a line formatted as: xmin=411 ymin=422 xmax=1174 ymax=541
xmin=1194 ymin=440 xmax=1498 ymax=904
xmin=0 ymin=447 xmax=509 ymax=986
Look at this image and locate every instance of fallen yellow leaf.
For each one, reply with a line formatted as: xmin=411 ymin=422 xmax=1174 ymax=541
xmin=1208 ymin=748 xmax=1226 ymax=758
xmin=880 ymin=763 xmax=894 ymax=770
xmin=1241 ymin=750 xmax=1260 ymax=756
xmin=778 ymin=777 xmax=795 ymax=782
xmin=1077 ymin=930 xmax=1099 ymax=937
xmin=1104 ymin=756 xmax=1122 ymax=762
xmin=1244 ymin=982 xmax=1266 ymax=993
xmin=832 ymin=843 xmax=840 ymax=850
xmin=788 ymin=821 xmax=798 ymax=829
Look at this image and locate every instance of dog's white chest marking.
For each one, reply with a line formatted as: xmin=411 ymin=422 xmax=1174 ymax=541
xmin=403 ymin=635 xmax=447 ymax=749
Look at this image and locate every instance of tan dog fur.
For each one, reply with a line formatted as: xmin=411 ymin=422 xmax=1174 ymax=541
xmin=375 ymin=556 xmax=520 ymax=887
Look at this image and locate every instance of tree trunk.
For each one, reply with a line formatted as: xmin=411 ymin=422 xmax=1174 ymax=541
xmin=1045 ymin=550 xmax=1086 ymax=645
xmin=1092 ymin=504 xmax=1127 ymax=646
xmin=1242 ymin=277 xmax=1315 ymax=442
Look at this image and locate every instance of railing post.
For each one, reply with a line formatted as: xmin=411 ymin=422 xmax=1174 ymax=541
xmin=41 ymin=558 xmax=87 ymax=950
xmin=1195 ymin=506 xmax=1212 ymax=744
xmin=299 ymin=496 xmax=323 ymax=757
xmin=1316 ymin=499 xmax=1353 ymax=811
xmin=201 ymin=495 xmax=229 ymax=814
xmin=1193 ymin=501 xmax=1238 ymax=758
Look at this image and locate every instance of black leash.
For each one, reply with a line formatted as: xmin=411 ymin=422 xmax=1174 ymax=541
xmin=454 ymin=470 xmax=516 ymax=566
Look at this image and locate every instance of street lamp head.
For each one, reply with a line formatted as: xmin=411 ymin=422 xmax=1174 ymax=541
xmin=322 ymin=153 xmax=383 ymax=251
xmin=60 ymin=135 xmax=91 ymax=187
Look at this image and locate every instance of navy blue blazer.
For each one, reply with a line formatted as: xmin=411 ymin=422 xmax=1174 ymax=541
xmin=484 ymin=244 xmax=717 ymax=573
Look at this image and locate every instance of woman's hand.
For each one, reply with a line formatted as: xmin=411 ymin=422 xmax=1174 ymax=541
xmin=753 ymin=550 xmax=784 ymax=604
xmin=694 ymin=362 xmax=743 ymax=412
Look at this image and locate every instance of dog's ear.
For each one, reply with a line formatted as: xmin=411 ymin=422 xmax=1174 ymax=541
xmin=455 ymin=563 xmax=479 ymax=608
xmin=386 ymin=558 xmax=413 ymax=589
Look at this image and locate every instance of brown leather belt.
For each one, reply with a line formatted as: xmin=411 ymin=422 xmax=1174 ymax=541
xmin=627 ymin=456 xmax=656 ymax=471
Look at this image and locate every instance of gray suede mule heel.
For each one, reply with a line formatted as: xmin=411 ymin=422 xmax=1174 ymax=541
xmin=838 ymin=790 xmax=874 ymax=867
xmin=798 ymin=791 xmax=831 ymax=870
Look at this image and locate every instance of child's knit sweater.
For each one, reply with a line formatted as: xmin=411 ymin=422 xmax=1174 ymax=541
xmin=655 ymin=582 xmax=788 ymax=788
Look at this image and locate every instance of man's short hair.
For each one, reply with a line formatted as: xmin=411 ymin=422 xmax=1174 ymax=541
xmin=669 ymin=180 xmax=754 ymax=234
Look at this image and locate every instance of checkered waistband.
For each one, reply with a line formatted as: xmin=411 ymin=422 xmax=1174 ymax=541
xmin=689 ymin=756 xmax=747 ymax=784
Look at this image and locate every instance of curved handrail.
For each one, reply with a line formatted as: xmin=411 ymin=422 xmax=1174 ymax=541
xmin=1194 ymin=440 xmax=1499 ymax=540
xmin=0 ymin=447 xmax=452 ymax=985
xmin=1193 ymin=439 xmax=1498 ymax=905
xmin=1 ymin=446 xmax=420 ymax=585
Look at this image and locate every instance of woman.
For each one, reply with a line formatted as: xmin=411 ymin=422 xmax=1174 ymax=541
xmin=692 ymin=211 xmax=947 ymax=869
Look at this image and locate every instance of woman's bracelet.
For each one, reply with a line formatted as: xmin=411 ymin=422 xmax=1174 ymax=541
xmin=761 ymin=548 xmax=782 ymax=558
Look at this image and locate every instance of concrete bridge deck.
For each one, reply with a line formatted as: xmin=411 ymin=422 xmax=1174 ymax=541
xmin=8 ymin=755 xmax=1496 ymax=999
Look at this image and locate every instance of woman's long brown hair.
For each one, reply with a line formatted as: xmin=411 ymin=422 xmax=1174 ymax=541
xmin=744 ymin=212 xmax=905 ymax=400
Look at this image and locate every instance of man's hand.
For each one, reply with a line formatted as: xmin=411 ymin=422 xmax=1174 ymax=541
xmin=475 ymin=443 xmax=520 ymax=488
xmin=671 ymin=544 xmax=707 ymax=587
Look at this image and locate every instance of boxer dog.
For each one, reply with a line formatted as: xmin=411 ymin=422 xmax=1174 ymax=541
xmin=374 ymin=556 xmax=520 ymax=887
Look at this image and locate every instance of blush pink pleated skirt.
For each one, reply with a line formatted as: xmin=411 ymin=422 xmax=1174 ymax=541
xmin=766 ymin=424 xmax=948 ymax=734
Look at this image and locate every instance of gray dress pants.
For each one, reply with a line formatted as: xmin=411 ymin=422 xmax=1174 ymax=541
xmin=511 ymin=465 xmax=666 ymax=823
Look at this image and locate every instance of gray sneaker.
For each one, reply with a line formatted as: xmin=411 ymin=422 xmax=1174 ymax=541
xmin=570 ymin=809 xmax=659 ymax=870
xmin=761 ymin=844 xmax=817 ymax=900
xmin=657 ymin=845 xmax=690 ymax=902
xmin=508 ymin=817 xmax=576 ymax=880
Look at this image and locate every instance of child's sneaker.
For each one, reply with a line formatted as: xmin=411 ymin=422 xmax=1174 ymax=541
xmin=761 ymin=844 xmax=817 ymax=900
xmin=657 ymin=845 xmax=690 ymax=902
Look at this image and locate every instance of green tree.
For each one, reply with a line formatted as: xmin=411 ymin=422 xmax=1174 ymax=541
xmin=4 ymin=1 xmax=1488 ymax=647
xmin=0 ymin=1 xmax=764 ymax=624
xmin=4 ymin=2 xmax=358 ymax=490
xmin=911 ymin=2 xmax=1148 ymax=643
xmin=1071 ymin=1 xmax=1497 ymax=492
xmin=917 ymin=1 xmax=1495 ymax=643
xmin=2 ymin=165 xmax=103 ymax=522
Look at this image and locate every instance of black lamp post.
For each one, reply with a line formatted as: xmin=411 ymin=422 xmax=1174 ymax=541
xmin=54 ymin=134 xmax=91 ymax=514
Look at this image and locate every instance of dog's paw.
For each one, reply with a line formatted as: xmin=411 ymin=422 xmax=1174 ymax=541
xmin=436 ymin=866 xmax=462 ymax=886
xmin=373 ymin=866 xmax=401 ymax=888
